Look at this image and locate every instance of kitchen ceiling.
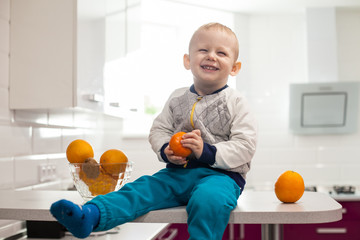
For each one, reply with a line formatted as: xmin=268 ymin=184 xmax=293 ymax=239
xmin=165 ymin=0 xmax=360 ymax=12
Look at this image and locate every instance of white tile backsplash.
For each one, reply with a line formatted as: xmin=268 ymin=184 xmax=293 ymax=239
xmin=48 ymin=109 xmax=74 ymax=127
xmin=61 ymin=128 xmax=86 ymax=152
xmin=14 ymin=156 xmax=47 ymax=188
xmin=32 ymin=127 xmax=62 ymax=154
xmin=255 ymin=114 xmax=289 ymax=132
xmin=48 ymin=157 xmax=70 ymax=180
xmin=331 ymin=132 xmax=360 ymax=147
xmin=293 ymin=165 xmax=341 ymax=186
xmin=13 ymin=110 xmax=48 ymax=125
xmin=294 ymin=134 xmax=349 ymax=148
xmin=73 ymin=111 xmax=99 ymax=129
xmin=246 ymin=165 xmax=288 ymax=187
xmin=0 ymin=125 xmax=32 ymax=157
xmin=257 ymin=132 xmax=295 ymax=148
xmin=0 ymin=157 xmax=14 ymax=189
xmin=318 ymin=147 xmax=360 ymax=164
xmin=253 ymin=147 xmax=317 ymax=165
xmin=339 ymin=165 xmax=360 ymax=185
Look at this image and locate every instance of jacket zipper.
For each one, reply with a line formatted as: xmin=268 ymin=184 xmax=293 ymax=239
xmin=184 ymin=96 xmax=202 ymax=168
xmin=190 ymin=96 xmax=203 ymax=129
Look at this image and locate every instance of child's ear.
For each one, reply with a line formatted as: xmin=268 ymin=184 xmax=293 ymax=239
xmin=183 ymin=54 xmax=190 ymax=70
xmin=230 ymin=61 xmax=241 ymax=76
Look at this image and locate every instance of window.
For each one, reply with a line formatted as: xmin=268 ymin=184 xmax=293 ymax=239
xmin=104 ymin=0 xmax=236 ymax=137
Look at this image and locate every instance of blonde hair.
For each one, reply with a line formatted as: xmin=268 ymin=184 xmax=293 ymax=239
xmin=189 ymin=22 xmax=239 ymax=60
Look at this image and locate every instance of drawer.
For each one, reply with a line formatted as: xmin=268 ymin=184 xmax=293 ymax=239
xmin=284 ymin=221 xmax=360 ymax=240
xmin=152 ymin=224 xmax=188 ymax=240
xmin=339 ymin=201 xmax=360 ymax=221
xmin=153 ymin=223 xmax=262 ymax=240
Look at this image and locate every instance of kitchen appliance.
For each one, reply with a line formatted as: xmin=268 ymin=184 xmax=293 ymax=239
xmin=289 ymin=82 xmax=359 ymax=134
xmin=332 ymin=185 xmax=356 ymax=194
xmin=305 ymin=185 xmax=357 ymax=196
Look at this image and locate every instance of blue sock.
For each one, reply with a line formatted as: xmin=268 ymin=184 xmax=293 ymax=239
xmin=50 ymin=199 xmax=100 ymax=239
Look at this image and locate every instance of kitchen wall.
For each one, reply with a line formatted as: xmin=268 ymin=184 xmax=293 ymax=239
xmin=235 ymin=8 xmax=360 ymax=188
xmin=1 ymin=0 xmax=360 ymax=192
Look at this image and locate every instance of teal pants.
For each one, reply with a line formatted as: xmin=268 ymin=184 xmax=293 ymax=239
xmin=88 ymin=168 xmax=242 ymax=240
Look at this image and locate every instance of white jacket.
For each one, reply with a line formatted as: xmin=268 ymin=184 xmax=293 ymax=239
xmin=149 ymin=85 xmax=257 ymax=179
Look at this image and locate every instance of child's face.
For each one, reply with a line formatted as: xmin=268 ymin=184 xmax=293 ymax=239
xmin=184 ymin=29 xmax=241 ymax=94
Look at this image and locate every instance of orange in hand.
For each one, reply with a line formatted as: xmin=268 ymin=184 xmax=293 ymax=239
xmin=275 ymin=170 xmax=305 ymax=203
xmin=100 ymin=149 xmax=128 ymax=175
xmin=66 ymin=139 xmax=94 ymax=163
xmin=169 ymin=132 xmax=192 ymax=157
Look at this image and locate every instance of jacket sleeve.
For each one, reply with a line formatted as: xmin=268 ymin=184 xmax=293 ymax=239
xmin=211 ymin=94 xmax=258 ymax=172
xmin=148 ymin=88 xmax=185 ymax=162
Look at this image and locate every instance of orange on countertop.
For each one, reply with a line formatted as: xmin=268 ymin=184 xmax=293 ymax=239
xmin=275 ymin=170 xmax=305 ymax=203
xmin=169 ymin=132 xmax=192 ymax=157
xmin=66 ymin=139 xmax=94 ymax=163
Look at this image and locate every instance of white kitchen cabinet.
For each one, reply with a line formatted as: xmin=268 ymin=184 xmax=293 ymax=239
xmin=9 ymin=0 xmax=107 ymax=112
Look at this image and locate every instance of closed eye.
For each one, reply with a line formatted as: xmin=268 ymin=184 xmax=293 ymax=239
xmin=218 ymin=51 xmax=226 ymax=56
xmin=199 ymin=49 xmax=207 ymax=52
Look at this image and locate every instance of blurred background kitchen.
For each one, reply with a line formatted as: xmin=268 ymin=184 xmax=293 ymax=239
xmin=1 ymin=0 xmax=360 ymax=199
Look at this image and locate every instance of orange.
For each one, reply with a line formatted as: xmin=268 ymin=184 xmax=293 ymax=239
xmin=66 ymin=139 xmax=94 ymax=163
xmin=100 ymin=149 xmax=128 ymax=175
xmin=275 ymin=170 xmax=305 ymax=203
xmin=169 ymin=132 xmax=192 ymax=157
xmin=80 ymin=168 xmax=117 ymax=196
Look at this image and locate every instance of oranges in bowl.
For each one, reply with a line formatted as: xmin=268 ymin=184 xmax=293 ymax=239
xmin=66 ymin=139 xmax=94 ymax=163
xmin=100 ymin=149 xmax=128 ymax=175
xmin=66 ymin=139 xmax=132 ymax=201
xmin=275 ymin=170 xmax=305 ymax=203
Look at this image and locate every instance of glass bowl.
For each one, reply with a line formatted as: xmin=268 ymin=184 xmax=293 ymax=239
xmin=69 ymin=162 xmax=133 ymax=201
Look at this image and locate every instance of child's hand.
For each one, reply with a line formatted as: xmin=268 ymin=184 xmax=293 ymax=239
xmin=164 ymin=145 xmax=188 ymax=165
xmin=181 ymin=129 xmax=203 ymax=159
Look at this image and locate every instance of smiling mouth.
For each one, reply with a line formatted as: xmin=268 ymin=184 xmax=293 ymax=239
xmin=201 ymin=65 xmax=219 ymax=71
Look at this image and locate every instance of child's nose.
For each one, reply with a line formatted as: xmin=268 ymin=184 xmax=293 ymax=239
xmin=207 ymin=51 xmax=216 ymax=61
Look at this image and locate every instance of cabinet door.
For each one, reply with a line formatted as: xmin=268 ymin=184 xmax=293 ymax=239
xmin=340 ymin=201 xmax=360 ymax=221
xmin=283 ymin=201 xmax=360 ymax=240
xmin=284 ymin=221 xmax=360 ymax=240
xmin=154 ymin=223 xmax=262 ymax=240
xmin=10 ymin=0 xmax=107 ymax=112
xmin=76 ymin=0 xmax=106 ymax=112
xmin=10 ymin=0 xmax=75 ymax=109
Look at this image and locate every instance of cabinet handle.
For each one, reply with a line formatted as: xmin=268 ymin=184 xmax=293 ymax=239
xmin=87 ymin=94 xmax=104 ymax=103
xmin=342 ymin=208 xmax=347 ymax=214
xmin=316 ymin=228 xmax=347 ymax=234
xmin=157 ymin=228 xmax=178 ymax=240
xmin=109 ymin=102 xmax=120 ymax=107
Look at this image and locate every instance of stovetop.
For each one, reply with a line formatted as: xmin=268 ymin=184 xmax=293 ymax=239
xmin=332 ymin=185 xmax=356 ymax=195
xmin=304 ymin=185 xmax=360 ymax=200
xmin=306 ymin=185 xmax=356 ymax=194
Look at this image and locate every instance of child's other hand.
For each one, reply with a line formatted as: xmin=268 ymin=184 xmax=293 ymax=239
xmin=164 ymin=145 xmax=188 ymax=165
xmin=181 ymin=129 xmax=203 ymax=159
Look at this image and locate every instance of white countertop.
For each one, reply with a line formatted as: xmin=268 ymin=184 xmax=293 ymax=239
xmin=0 ymin=189 xmax=342 ymax=224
